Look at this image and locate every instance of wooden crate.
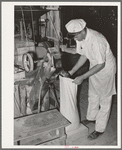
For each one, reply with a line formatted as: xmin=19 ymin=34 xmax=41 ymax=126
xmin=14 ymin=109 xmax=70 ymax=145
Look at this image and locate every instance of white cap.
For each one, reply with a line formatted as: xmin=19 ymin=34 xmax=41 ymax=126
xmin=65 ymin=19 xmax=86 ymax=34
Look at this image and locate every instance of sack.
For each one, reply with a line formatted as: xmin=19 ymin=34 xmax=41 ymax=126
xmin=60 ymin=76 xmax=80 ymax=133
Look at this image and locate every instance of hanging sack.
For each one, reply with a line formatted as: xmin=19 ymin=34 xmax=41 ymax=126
xmin=60 ymin=76 xmax=80 ymax=133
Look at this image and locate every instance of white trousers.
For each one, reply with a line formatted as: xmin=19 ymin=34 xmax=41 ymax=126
xmin=86 ymin=89 xmax=112 ymax=133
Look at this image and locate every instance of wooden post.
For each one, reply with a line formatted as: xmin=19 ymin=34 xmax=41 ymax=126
xmin=54 ymin=8 xmax=61 ymax=50
xmin=20 ymin=20 xmax=24 ymax=41
xmin=14 ymin=85 xmax=21 ymax=118
xmin=20 ymin=85 xmax=27 ymax=116
xmin=58 ymin=127 xmax=66 ymax=145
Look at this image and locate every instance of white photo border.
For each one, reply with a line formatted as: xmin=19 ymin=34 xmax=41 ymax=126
xmin=1 ymin=1 xmax=121 ymax=149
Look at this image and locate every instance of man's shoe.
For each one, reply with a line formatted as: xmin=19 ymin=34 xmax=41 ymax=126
xmin=88 ymin=130 xmax=104 ymax=140
xmin=81 ymin=119 xmax=95 ymax=125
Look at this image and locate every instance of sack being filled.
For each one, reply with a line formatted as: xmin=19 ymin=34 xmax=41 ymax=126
xmin=60 ymin=76 xmax=80 ymax=133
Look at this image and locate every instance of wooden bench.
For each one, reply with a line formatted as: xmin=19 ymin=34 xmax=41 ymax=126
xmin=14 ymin=109 xmax=70 ymax=145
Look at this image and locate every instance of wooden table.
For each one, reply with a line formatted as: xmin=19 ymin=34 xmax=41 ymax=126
xmin=14 ymin=109 xmax=70 ymax=145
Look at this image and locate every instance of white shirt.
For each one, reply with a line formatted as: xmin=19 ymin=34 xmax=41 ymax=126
xmin=76 ymin=28 xmax=116 ymax=96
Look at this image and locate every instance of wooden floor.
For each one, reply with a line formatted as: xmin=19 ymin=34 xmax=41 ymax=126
xmin=69 ymin=80 xmax=118 ymax=146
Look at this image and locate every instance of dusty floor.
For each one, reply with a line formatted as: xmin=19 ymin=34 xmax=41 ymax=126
xmin=72 ymin=79 xmax=118 ymax=146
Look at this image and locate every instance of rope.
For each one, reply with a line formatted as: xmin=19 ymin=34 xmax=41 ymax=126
xmin=30 ymin=6 xmax=35 ymax=44
xmin=20 ymin=6 xmax=29 ymax=46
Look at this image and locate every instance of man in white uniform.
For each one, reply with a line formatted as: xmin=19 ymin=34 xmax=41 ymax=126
xmin=60 ymin=19 xmax=116 ymax=140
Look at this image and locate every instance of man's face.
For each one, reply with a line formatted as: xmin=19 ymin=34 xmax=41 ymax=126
xmin=74 ymin=30 xmax=85 ymax=41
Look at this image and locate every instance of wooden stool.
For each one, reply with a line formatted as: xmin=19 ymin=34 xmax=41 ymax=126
xmin=14 ymin=109 xmax=70 ymax=145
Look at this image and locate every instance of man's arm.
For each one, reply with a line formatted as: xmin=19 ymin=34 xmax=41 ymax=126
xmin=83 ymin=62 xmax=105 ymax=79
xmin=69 ymin=55 xmax=87 ymax=75
xmin=73 ymin=62 xmax=105 ymax=85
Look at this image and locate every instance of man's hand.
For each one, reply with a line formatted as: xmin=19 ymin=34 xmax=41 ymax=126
xmin=59 ymin=70 xmax=71 ymax=77
xmin=73 ymin=75 xmax=84 ymax=85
